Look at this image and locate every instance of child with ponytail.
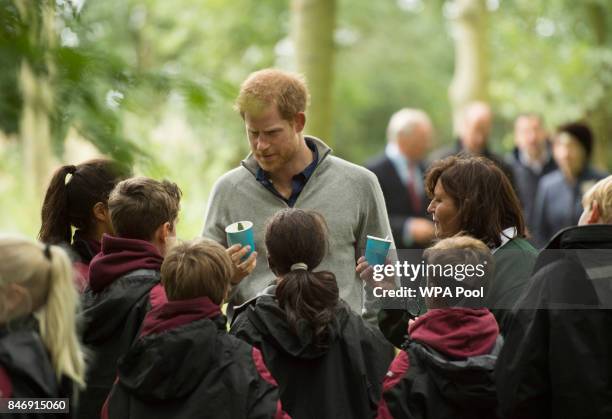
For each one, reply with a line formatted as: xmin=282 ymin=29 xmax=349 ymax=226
xmin=0 ymin=235 xmax=86 ymax=416
xmin=38 ymin=159 xmax=131 ymax=291
xmin=231 ymin=208 xmax=394 ymax=419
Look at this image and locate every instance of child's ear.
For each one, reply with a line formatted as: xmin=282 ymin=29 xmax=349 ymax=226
xmin=588 ymin=200 xmax=601 ymax=224
xmin=3 ymin=283 xmax=30 ymax=320
xmin=152 ymin=222 xmax=175 ymax=256
xmin=155 ymin=221 xmax=174 ymax=244
xmin=92 ymin=202 xmax=109 ymax=222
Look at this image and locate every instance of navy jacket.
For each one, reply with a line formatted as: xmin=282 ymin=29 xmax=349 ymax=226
xmin=505 ymin=147 xmax=557 ymax=233
xmin=531 ymin=166 xmax=607 ymax=247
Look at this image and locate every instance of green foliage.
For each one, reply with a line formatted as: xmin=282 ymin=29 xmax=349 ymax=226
xmin=0 ymin=0 xmax=24 ymax=134
xmin=1 ymin=0 xmax=611 ymax=239
xmin=334 ymin=0 xmax=454 ymax=163
xmin=490 ymin=0 xmax=612 ymax=159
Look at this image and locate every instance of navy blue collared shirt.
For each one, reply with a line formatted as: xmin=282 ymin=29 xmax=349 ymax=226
xmin=255 ymin=139 xmax=319 ymax=207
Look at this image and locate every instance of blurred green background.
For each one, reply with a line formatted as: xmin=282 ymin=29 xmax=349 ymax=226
xmin=1 ymin=0 xmax=611 ymax=239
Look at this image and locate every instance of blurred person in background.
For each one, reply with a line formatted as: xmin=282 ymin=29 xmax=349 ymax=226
xmin=497 ymin=175 xmax=612 ymax=419
xmin=429 ymin=101 xmax=514 ymax=184
xmin=532 ymin=122 xmax=608 ymax=247
xmin=505 ymin=113 xmax=557 ymax=233
xmin=366 ymin=108 xmax=435 ymax=249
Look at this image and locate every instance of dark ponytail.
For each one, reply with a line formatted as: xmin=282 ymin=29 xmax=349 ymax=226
xmin=38 ymin=165 xmax=77 ymax=244
xmin=38 ymin=159 xmax=131 ymax=244
xmin=276 ymin=269 xmax=339 ymax=349
xmin=265 ymin=208 xmax=339 ymax=349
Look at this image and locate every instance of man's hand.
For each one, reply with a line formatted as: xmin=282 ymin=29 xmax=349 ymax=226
xmin=227 ymin=244 xmax=257 ymax=285
xmin=409 ymin=218 xmax=435 ymax=244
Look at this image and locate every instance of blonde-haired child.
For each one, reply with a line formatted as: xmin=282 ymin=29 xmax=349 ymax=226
xmin=0 ymin=235 xmax=85 ymax=401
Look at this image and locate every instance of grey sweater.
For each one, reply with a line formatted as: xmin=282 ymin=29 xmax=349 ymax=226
xmin=202 ymin=136 xmax=394 ymax=320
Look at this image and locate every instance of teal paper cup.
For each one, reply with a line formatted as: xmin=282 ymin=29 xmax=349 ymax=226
xmin=365 ymin=235 xmax=392 ymax=266
xmin=225 ymin=221 xmax=255 ymax=260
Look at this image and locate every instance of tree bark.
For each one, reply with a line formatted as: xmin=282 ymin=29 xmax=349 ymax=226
xmin=584 ymin=1 xmax=611 ymax=169
xmin=15 ymin=0 xmax=56 ymax=199
xmin=291 ymin=0 xmax=336 ymax=145
xmin=448 ymin=0 xmax=489 ymax=133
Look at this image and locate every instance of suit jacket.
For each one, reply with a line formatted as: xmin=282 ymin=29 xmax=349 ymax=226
xmin=428 ymin=139 xmax=516 ymax=187
xmin=505 ymin=147 xmax=557 ymax=233
xmin=366 ymin=153 xmax=429 ymax=248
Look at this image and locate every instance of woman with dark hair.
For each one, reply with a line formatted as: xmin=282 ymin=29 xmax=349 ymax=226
xmin=38 ymin=159 xmax=131 ymax=291
xmin=532 ymin=122 xmax=608 ymax=247
xmin=372 ymin=155 xmax=537 ymax=345
xmin=425 ymin=155 xmax=537 ymax=331
xmin=230 ymin=208 xmax=393 ymax=419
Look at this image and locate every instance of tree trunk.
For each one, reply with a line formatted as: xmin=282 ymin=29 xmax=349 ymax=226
xmin=15 ymin=0 xmax=56 ymax=199
xmin=584 ymin=1 xmax=611 ymax=169
xmin=291 ymin=0 xmax=336 ymax=145
xmin=448 ymin=0 xmax=489 ymax=133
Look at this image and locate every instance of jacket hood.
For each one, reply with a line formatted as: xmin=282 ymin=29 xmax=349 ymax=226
xmin=408 ymin=308 xmax=502 ymax=409
xmin=139 ymin=296 xmax=221 ymax=337
xmin=246 ymin=294 xmax=349 ymax=359
xmin=538 ymin=224 xmax=612 ymax=307
xmin=409 ymin=308 xmax=499 ymax=359
xmin=543 ymin=224 xmax=612 ymax=252
xmin=89 ymin=234 xmax=163 ymax=293
xmin=0 ymin=319 xmax=58 ymax=397
xmin=116 ymin=299 xmax=225 ymax=401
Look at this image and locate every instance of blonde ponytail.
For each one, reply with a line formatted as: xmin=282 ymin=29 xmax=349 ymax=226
xmin=0 ymin=235 xmax=86 ymax=388
xmin=37 ymin=244 xmax=86 ymax=388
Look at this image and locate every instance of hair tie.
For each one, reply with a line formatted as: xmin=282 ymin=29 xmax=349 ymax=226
xmin=290 ymin=262 xmax=308 ymax=271
xmin=43 ymin=243 xmax=52 ymax=260
xmin=66 ymin=165 xmax=77 ymax=175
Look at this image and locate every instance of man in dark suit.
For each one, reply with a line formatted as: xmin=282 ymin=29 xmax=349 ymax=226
xmin=366 ymin=108 xmax=434 ymax=249
xmin=505 ymin=113 xmax=557 ymax=233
